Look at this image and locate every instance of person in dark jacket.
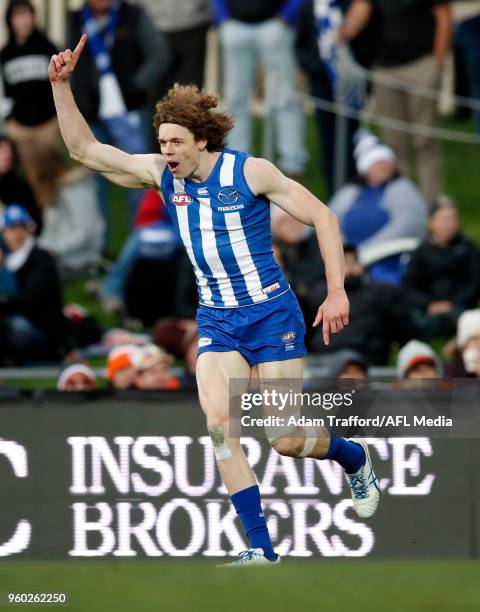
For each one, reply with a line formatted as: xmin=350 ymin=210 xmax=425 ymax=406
xmin=0 ymin=204 xmax=64 ymax=365
xmin=0 ymin=134 xmax=41 ymax=230
xmin=0 ymin=0 xmax=61 ymax=201
xmin=66 ymin=0 xmax=170 ymax=232
xmin=308 ymin=245 xmax=416 ymax=364
xmin=403 ymin=196 xmax=480 ymax=340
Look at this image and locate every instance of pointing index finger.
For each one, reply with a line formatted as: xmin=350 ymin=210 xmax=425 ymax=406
xmin=323 ymin=317 xmax=330 ymax=346
xmin=73 ymin=34 xmax=87 ymax=58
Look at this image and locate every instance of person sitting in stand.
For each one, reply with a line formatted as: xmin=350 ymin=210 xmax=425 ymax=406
xmin=57 ymin=361 xmax=97 ymax=391
xmin=308 ymin=244 xmax=416 ymax=365
xmin=444 ymin=309 xmax=480 ymax=378
xmin=0 ymin=134 xmax=41 ymax=229
xmin=403 ymin=196 xmax=480 ymax=341
xmin=106 ymin=343 xmax=180 ymax=390
xmin=326 ymin=349 xmax=369 ymax=380
xmin=0 ymin=204 xmax=64 ymax=364
xmin=35 ymin=146 xmax=104 ymax=278
xmin=396 ymin=339 xmax=443 ymax=380
xmin=329 ymin=129 xmax=427 ymax=285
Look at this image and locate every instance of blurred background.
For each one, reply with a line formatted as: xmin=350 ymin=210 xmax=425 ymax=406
xmin=0 ymin=1 xmax=479 ymax=610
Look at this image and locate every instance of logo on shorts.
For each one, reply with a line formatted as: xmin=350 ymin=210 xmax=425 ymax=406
xmin=170 ymin=192 xmax=193 ymax=206
xmin=218 ymin=187 xmax=239 ymax=205
xmin=281 ymin=331 xmax=296 ymax=343
xmin=198 ymin=337 xmax=212 ymax=348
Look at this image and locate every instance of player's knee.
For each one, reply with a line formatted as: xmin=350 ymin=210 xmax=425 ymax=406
xmin=205 ymin=408 xmax=229 ymax=431
xmin=271 ymin=435 xmax=305 ymax=458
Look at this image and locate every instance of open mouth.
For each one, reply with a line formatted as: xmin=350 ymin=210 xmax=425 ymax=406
xmin=167 ymin=161 xmax=179 ymax=173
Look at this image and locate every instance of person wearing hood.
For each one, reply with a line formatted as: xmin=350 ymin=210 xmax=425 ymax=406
xmin=397 ymin=339 xmax=443 ymax=379
xmin=329 ymin=129 xmax=427 ymax=286
xmin=0 ymin=0 xmax=61 ymax=200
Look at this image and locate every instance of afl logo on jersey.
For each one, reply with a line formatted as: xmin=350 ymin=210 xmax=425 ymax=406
xmin=170 ymin=192 xmax=193 ymax=206
xmin=218 ymin=187 xmax=239 ymax=205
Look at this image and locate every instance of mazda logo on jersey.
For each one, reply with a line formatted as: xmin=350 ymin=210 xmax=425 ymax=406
xmin=170 ymin=193 xmax=193 ymax=206
xmin=218 ymin=187 xmax=239 ymax=204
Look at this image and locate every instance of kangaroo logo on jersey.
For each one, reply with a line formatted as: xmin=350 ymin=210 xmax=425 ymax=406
xmin=218 ymin=187 xmax=239 ymax=205
xmin=170 ymin=192 xmax=193 ymax=206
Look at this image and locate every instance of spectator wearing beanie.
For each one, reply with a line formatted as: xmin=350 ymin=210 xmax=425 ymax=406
xmin=397 ymin=339 xmax=443 ymax=379
xmin=445 ymin=309 xmax=480 ymax=378
xmin=107 ymin=343 xmax=180 ymax=390
xmin=57 ymin=362 xmax=97 ymax=391
xmin=329 ymin=129 xmax=427 ymax=285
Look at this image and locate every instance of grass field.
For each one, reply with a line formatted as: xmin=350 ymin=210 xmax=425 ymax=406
xmin=0 ymin=559 xmax=478 ymax=611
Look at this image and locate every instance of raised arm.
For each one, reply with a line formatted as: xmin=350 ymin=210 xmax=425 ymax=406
xmin=49 ymin=35 xmax=164 ymax=189
xmin=245 ymin=157 xmax=349 ymax=345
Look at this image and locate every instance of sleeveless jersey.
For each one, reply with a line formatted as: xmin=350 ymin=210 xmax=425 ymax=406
xmin=160 ymin=148 xmax=289 ymax=308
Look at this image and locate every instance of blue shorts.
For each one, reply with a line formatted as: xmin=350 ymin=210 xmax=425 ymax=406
xmin=196 ymin=289 xmax=307 ymax=366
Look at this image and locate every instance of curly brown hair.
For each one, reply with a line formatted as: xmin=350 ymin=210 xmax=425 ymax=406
xmin=153 ymin=84 xmax=234 ymax=152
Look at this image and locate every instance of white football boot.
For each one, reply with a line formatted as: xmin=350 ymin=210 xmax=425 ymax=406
xmin=345 ymin=438 xmax=381 ymax=519
xmin=218 ymin=549 xmax=281 ymax=568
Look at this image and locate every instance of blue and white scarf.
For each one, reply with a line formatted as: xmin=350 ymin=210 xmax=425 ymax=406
xmin=313 ymin=0 xmax=365 ymax=110
xmin=81 ymin=0 xmax=126 ymax=118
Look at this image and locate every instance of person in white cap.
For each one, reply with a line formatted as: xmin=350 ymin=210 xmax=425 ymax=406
xmin=397 ymin=339 xmax=443 ymax=380
xmin=329 ymin=129 xmax=427 ymax=285
xmin=57 ymin=362 xmax=97 ymax=391
xmin=445 ymin=309 xmax=480 ymax=378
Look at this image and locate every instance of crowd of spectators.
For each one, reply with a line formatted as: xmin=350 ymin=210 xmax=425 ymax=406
xmin=1 ymin=0 xmax=480 ymax=391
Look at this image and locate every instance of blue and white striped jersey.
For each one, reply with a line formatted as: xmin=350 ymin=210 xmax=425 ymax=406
xmin=160 ymin=149 xmax=289 ymax=308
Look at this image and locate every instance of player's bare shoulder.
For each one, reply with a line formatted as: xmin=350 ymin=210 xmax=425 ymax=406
xmin=135 ymin=153 xmax=167 ymax=188
xmin=244 ymin=156 xmax=290 ymax=198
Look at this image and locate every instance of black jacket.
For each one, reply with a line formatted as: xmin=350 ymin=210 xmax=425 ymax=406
xmin=309 ymin=275 xmax=416 ymax=365
xmin=0 ymin=245 xmax=64 ymax=345
xmin=66 ymin=3 xmax=170 ymax=120
xmin=403 ymin=233 xmax=480 ymax=310
xmin=0 ymin=30 xmax=57 ymax=126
